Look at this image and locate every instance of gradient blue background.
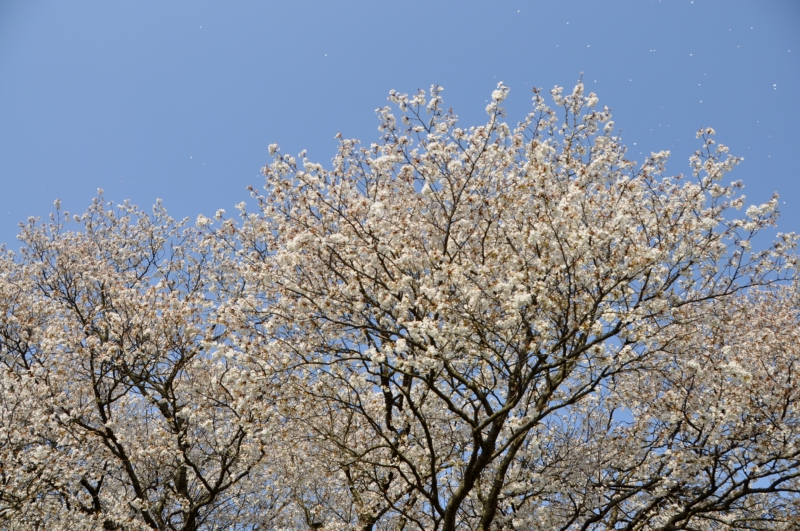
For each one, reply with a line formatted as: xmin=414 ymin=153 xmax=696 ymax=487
xmin=1 ymin=0 xmax=798 ymax=248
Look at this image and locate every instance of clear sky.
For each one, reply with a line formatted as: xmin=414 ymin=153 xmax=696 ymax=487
xmin=1 ymin=0 xmax=798 ymax=248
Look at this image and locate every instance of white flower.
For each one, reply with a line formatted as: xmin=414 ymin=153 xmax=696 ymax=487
xmin=492 ymin=82 xmax=509 ymax=102
xmin=369 ymin=201 xmax=385 ymax=218
xmin=550 ymin=85 xmax=564 ymax=105
xmin=745 ymin=205 xmax=761 ymax=219
xmin=196 ymin=214 xmax=212 ymax=227
xmin=268 ymin=143 xmax=279 ymax=156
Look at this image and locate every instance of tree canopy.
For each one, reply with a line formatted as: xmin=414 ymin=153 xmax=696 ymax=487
xmin=1 ymin=82 xmax=798 ymax=530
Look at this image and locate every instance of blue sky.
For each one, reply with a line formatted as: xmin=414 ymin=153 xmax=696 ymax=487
xmin=1 ymin=0 xmax=798 ymax=247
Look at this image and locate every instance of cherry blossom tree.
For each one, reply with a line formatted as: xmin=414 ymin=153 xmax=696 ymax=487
xmin=0 ymin=200 xmax=296 ymax=530
xmin=241 ymin=82 xmax=799 ymax=530
xmin=1 ymin=81 xmax=798 ymax=530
